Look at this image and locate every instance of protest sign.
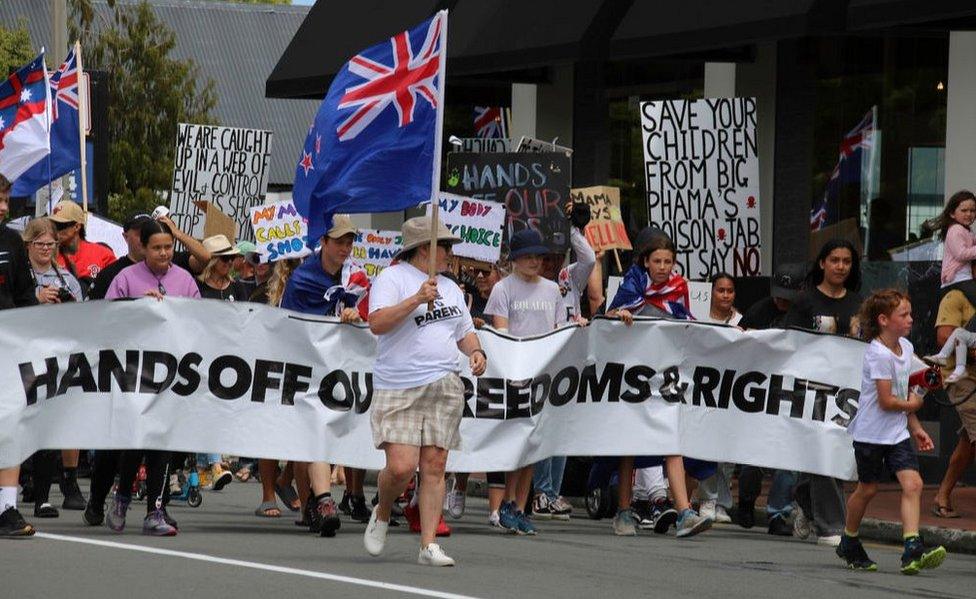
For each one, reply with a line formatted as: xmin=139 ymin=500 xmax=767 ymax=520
xmin=1 ymin=300 xmax=862 ymax=479
xmin=450 ymin=137 xmax=513 ymax=153
xmin=169 ymin=123 xmax=273 ymax=243
xmin=248 ymin=200 xmax=310 ymax=263
xmin=516 ymin=136 xmax=573 ymax=156
xmin=445 ymin=152 xmax=571 ymax=253
xmin=688 ymin=280 xmax=712 ymax=320
xmin=570 ymin=185 xmax=632 ymax=253
xmin=352 ymin=229 xmax=402 ymax=278
xmin=640 ymin=98 xmax=761 ymax=279
xmin=84 ymin=213 xmax=126 ymax=258
xmin=426 ymin=193 xmax=506 ymax=263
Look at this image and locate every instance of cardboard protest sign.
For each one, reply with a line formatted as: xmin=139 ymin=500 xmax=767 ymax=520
xmin=451 ymin=137 xmax=513 ymax=153
xmin=516 ymin=136 xmax=573 ymax=156
xmin=352 ymin=229 xmax=402 ymax=279
xmin=640 ymin=98 xmax=761 ymax=279
xmin=570 ymin=185 xmax=632 ymax=252
xmin=249 ymin=200 xmax=310 ymax=263
xmin=444 ymin=152 xmax=571 ymax=253
xmin=169 ymin=123 xmax=273 ymax=243
xmin=85 ymin=214 xmax=127 ymax=258
xmin=426 ymin=193 xmax=506 ymax=263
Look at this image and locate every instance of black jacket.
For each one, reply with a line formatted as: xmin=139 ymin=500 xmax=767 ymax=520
xmin=0 ymin=224 xmax=38 ymax=310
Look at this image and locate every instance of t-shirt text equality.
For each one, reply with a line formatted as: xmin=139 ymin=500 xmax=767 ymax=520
xmin=640 ymin=98 xmax=761 ymax=279
xmin=170 ymin=123 xmax=273 ymax=242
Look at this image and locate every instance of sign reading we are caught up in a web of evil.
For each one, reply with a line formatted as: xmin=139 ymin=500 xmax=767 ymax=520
xmin=640 ymin=98 xmax=761 ymax=279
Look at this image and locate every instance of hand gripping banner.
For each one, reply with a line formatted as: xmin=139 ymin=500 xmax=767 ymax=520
xmin=0 ymin=299 xmax=864 ymax=478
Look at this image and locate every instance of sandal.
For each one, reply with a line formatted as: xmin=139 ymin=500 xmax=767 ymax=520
xmin=932 ymin=503 xmax=960 ymax=518
xmin=275 ymin=482 xmax=301 ymax=512
xmin=254 ymin=501 xmax=281 ymax=517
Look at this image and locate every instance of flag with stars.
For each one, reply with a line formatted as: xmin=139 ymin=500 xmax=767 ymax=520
xmin=293 ymin=11 xmax=447 ymax=247
xmin=12 ymin=48 xmax=82 ymax=197
xmin=0 ymin=52 xmax=51 ymax=182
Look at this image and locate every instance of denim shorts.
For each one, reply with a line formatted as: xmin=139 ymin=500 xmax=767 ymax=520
xmin=853 ymin=438 xmax=919 ymax=483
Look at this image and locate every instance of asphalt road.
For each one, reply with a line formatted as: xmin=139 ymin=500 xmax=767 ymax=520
xmin=5 ymin=480 xmax=974 ymax=599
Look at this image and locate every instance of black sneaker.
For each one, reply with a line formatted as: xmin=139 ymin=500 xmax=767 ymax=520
xmin=836 ymin=535 xmax=877 ymax=571
xmin=83 ymin=500 xmax=104 ymax=526
xmin=0 ymin=507 xmax=35 ymax=537
xmin=767 ymin=514 xmax=792 ymax=537
xmin=631 ymin=500 xmax=654 ymax=529
xmin=349 ymin=494 xmax=371 ymax=523
xmin=900 ymin=536 xmax=946 ymax=575
xmin=650 ymin=499 xmax=679 ymax=534
xmin=34 ymin=502 xmax=59 ymax=518
xmin=338 ymin=490 xmax=352 ymax=515
xmin=737 ymin=500 xmax=755 ymax=529
xmin=60 ymin=473 xmax=86 ymax=511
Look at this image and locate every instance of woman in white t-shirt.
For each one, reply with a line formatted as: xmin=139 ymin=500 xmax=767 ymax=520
xmin=362 ymin=217 xmax=486 ymax=568
xmin=698 ymin=273 xmax=741 ymax=524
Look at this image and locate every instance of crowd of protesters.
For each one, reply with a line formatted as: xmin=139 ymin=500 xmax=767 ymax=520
xmin=0 ymin=173 xmax=970 ymax=574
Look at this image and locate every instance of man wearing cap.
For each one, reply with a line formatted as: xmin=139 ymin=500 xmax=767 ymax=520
xmin=735 ymin=262 xmax=807 ymax=536
xmin=0 ymin=175 xmax=39 ymax=537
xmin=88 ymin=213 xmax=152 ymax=300
xmin=363 ymin=216 xmax=486 ymax=567
xmin=48 ymin=200 xmax=115 ymax=285
xmin=280 ymin=215 xmax=371 ymax=537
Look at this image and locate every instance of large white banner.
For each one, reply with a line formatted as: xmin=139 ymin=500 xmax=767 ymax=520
xmin=0 ymin=299 xmax=863 ymax=478
xmin=640 ymin=98 xmax=761 ymax=279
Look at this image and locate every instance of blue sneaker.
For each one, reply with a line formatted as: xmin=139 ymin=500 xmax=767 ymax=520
xmin=497 ymin=501 xmax=520 ymax=533
xmin=676 ymin=508 xmax=712 ymax=538
xmin=900 ymin=536 xmax=946 ymax=575
xmin=515 ymin=511 xmax=537 ymax=535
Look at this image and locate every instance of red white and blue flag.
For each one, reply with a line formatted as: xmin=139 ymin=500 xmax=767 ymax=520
xmin=810 ymin=109 xmax=875 ymax=231
xmin=294 ymin=11 xmax=448 ymax=247
xmin=607 ymin=265 xmax=693 ymax=320
xmin=474 ymin=106 xmax=505 ymax=139
xmin=0 ymin=52 xmax=51 ymax=182
xmin=12 ymin=48 xmax=82 ymax=197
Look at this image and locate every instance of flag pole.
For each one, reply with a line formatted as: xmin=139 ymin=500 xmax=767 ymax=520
xmin=427 ymin=10 xmax=448 ymax=310
xmin=75 ymin=40 xmax=89 ymax=215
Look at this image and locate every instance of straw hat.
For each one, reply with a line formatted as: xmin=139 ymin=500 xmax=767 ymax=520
xmin=202 ymin=234 xmax=240 ymax=256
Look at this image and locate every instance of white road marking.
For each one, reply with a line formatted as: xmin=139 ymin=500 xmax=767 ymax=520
xmin=35 ymin=532 xmax=480 ymax=599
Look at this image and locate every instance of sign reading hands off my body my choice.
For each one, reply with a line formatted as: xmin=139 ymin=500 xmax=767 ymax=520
xmin=640 ymin=98 xmax=761 ymax=279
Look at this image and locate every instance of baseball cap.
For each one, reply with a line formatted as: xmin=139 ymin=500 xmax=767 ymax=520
xmin=49 ymin=200 xmax=86 ymax=226
xmin=123 ymin=213 xmax=152 ymax=232
xmin=326 ymin=214 xmax=358 ymax=239
xmin=771 ymin=262 xmax=806 ymax=300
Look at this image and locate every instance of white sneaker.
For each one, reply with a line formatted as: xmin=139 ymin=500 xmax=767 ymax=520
xmin=792 ymin=506 xmax=812 ymax=540
xmin=923 ymin=354 xmax=948 ymax=367
xmin=363 ymin=506 xmax=389 ymax=557
xmin=444 ymin=489 xmax=465 ymax=520
xmin=699 ymin=499 xmax=717 ymax=521
xmin=817 ymin=534 xmax=842 ymax=547
xmin=946 ymin=370 xmax=965 ymax=384
xmin=488 ymin=510 xmax=501 ymax=528
xmin=418 ymin=543 xmax=455 ymax=567
xmin=714 ymin=505 xmax=732 ymax=524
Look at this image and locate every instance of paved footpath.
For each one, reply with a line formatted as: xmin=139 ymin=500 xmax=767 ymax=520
xmin=4 ymin=481 xmax=974 ymax=599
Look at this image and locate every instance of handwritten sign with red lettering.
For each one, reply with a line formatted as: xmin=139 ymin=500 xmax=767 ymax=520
xmin=426 ymin=193 xmax=506 ymax=263
xmin=570 ymin=185 xmax=632 ymax=252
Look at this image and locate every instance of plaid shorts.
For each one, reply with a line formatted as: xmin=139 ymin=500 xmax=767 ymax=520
xmin=370 ymin=373 xmax=465 ymax=450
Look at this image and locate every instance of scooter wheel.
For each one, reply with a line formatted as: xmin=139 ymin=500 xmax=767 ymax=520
xmin=586 ymin=487 xmax=604 ymax=520
xmin=187 ymin=489 xmax=202 ymax=508
xmin=135 ymin=483 xmax=147 ymax=501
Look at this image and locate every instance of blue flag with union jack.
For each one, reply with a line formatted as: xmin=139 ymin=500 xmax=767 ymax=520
xmin=294 ymin=11 xmax=447 ymax=246
xmin=12 ymin=48 xmax=82 ymax=197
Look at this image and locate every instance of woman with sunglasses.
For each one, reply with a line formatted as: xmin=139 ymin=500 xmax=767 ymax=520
xmin=102 ymin=220 xmax=199 ymax=536
xmin=20 ymin=218 xmax=84 ymax=519
xmin=196 ymin=235 xmax=251 ymax=302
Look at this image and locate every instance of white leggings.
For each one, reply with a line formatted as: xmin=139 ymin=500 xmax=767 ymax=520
xmin=939 ymin=328 xmax=976 ymax=373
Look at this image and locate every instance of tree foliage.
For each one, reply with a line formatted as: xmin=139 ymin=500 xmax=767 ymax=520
xmin=69 ymin=0 xmax=217 ymax=221
xmin=0 ymin=19 xmax=34 ymax=75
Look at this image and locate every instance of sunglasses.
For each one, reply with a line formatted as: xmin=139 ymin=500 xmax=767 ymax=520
xmin=217 ymin=255 xmax=237 ymax=262
xmin=437 ymin=241 xmax=454 ymax=251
